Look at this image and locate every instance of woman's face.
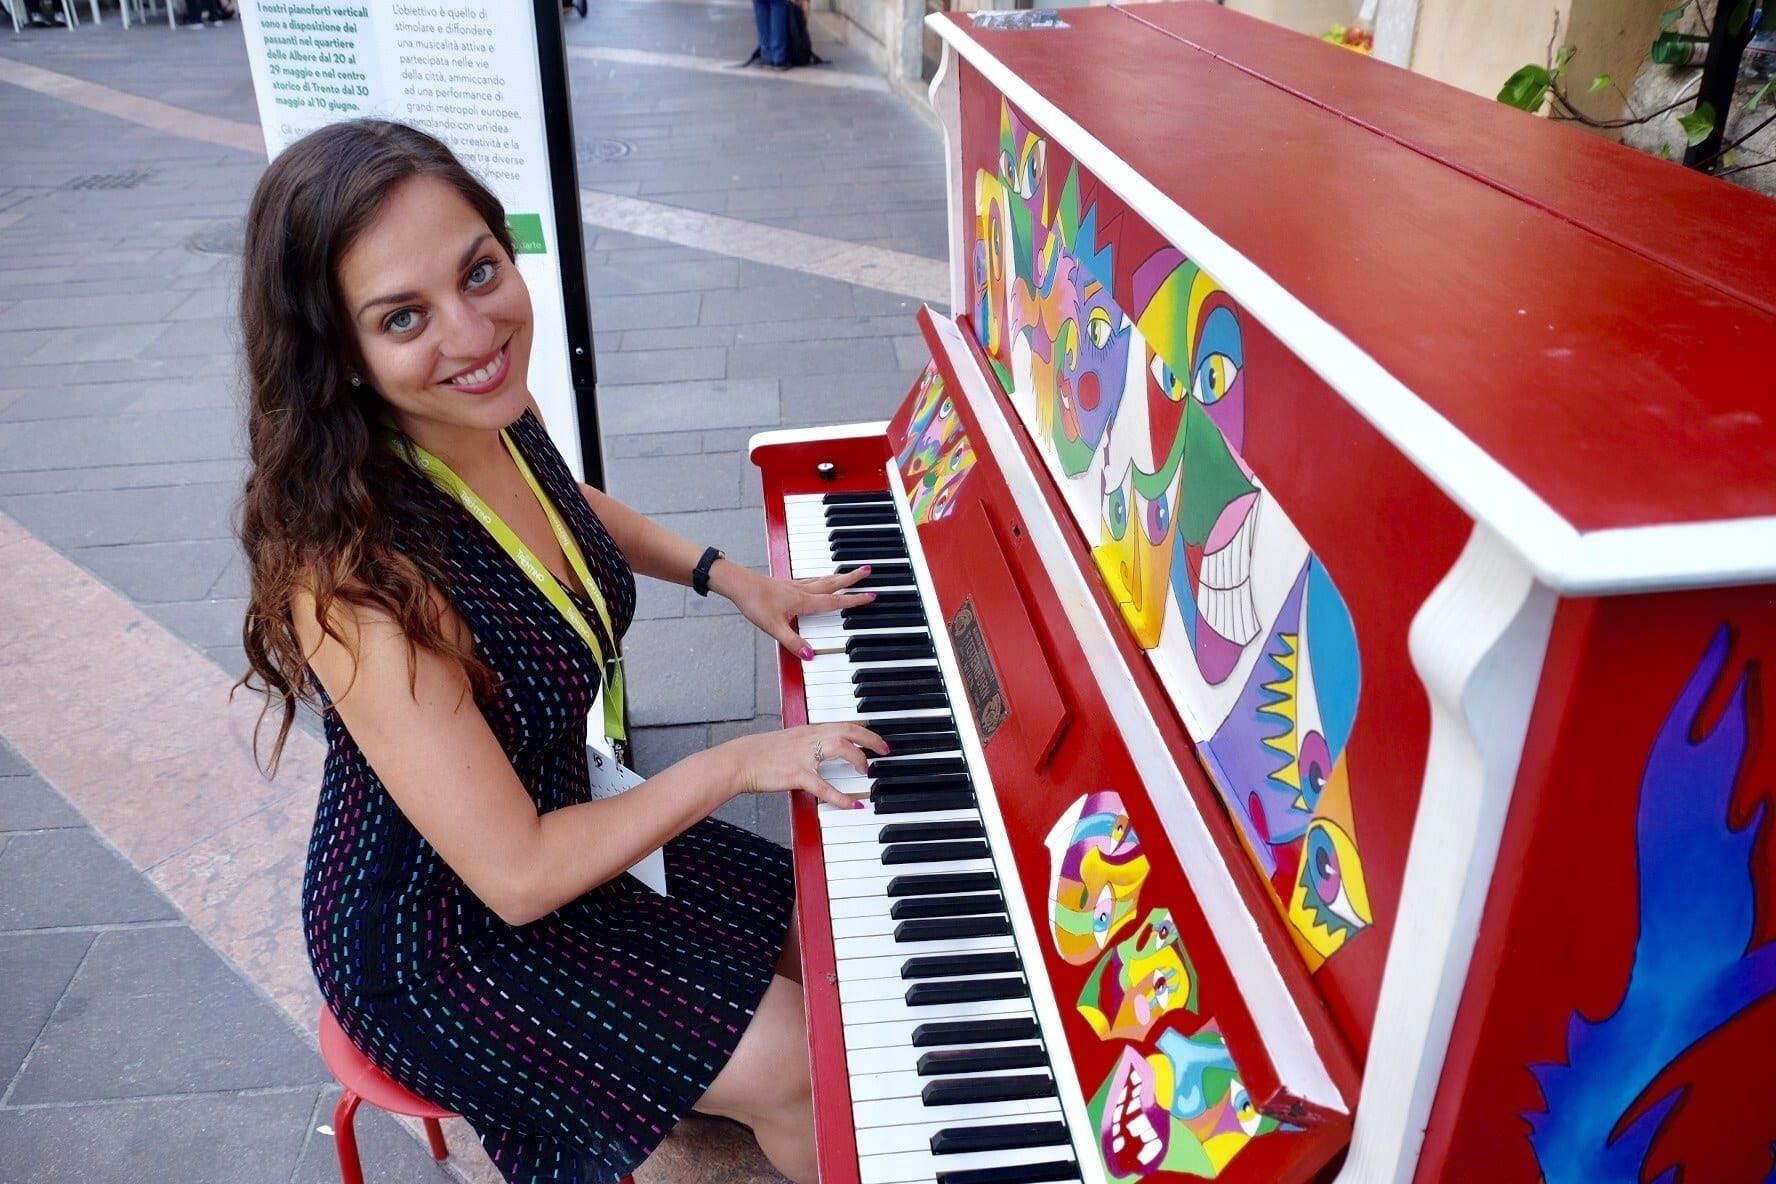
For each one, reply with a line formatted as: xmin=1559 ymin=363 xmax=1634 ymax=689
xmin=336 ymin=174 xmax=534 ymax=457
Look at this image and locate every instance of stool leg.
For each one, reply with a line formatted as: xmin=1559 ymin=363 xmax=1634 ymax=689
xmin=423 ymin=1116 xmax=450 ymax=1161
xmin=332 ymin=1090 xmax=366 ymax=1184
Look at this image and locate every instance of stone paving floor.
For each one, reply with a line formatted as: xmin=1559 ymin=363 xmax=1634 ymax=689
xmin=0 ymin=3 xmax=947 ymax=1180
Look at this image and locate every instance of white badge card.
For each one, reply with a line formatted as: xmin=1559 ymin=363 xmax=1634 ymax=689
xmin=586 ymin=748 xmax=670 ymax=896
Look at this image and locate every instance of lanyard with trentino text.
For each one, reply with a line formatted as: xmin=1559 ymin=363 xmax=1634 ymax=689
xmin=400 ymin=432 xmax=626 ymax=746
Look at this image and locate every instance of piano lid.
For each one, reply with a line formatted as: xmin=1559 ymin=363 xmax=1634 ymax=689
xmin=929 ymin=3 xmax=1776 ymax=595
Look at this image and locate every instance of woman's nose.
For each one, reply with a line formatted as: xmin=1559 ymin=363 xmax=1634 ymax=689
xmin=439 ymin=296 xmax=495 ymax=358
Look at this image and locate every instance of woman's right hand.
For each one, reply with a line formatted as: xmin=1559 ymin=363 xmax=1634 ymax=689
xmin=718 ymin=722 xmax=888 ymax=810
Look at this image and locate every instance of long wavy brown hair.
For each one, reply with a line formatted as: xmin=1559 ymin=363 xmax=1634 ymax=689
xmin=238 ymin=121 xmax=511 ymax=772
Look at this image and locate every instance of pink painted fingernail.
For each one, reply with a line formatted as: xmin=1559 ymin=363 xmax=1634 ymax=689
xmin=852 ymin=800 xmax=867 ymax=810
xmin=866 ymin=591 xmax=879 ymax=601
xmin=861 ymin=563 xmax=873 ymax=573
xmin=880 ymin=743 xmax=892 ymax=754
xmin=799 ymin=645 xmax=816 ymax=661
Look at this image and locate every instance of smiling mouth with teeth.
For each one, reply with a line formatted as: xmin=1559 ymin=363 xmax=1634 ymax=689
xmin=1103 ymin=1048 xmax=1168 ymax=1174
xmin=446 ymin=343 xmax=509 ymax=392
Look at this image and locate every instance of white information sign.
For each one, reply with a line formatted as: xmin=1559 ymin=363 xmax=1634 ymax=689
xmin=237 ymin=1 xmax=587 ymax=478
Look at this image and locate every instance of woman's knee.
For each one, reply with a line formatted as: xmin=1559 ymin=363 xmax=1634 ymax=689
xmin=697 ymin=977 xmax=811 ymax=1122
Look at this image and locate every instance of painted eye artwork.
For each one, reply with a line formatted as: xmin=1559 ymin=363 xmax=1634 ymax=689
xmin=1077 ymin=907 xmax=1194 ymax=1041
xmin=1045 ymin=791 xmax=1151 ymax=964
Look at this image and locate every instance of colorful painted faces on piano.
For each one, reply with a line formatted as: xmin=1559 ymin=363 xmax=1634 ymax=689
xmin=236 ymin=119 xmax=885 ymax=1184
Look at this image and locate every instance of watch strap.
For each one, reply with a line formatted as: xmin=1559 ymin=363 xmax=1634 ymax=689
xmin=692 ymin=546 xmax=723 ymax=597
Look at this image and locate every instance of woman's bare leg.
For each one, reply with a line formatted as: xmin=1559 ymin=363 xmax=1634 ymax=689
xmin=695 ymin=975 xmax=817 ymax=1184
xmin=775 ymin=909 xmax=803 ymax=983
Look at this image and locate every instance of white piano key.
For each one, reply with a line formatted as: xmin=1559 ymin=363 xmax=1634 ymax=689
xmin=852 ymin=1107 xmax=1063 ymax=1157
xmin=839 ymin=985 xmax=1033 ymax=1027
xmin=825 ymin=856 xmax=994 ymax=884
xmin=852 ymin=1093 xmax=1060 ymax=1132
xmin=861 ymin=1142 xmax=1077 ymax=1184
xmin=816 ymin=804 xmax=977 ymax=832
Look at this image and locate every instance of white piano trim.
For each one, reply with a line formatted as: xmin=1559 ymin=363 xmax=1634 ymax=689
xmin=883 ymin=443 xmax=1107 ymax=1184
xmin=1336 ymin=524 xmax=1555 ymax=1184
xmin=749 ymin=422 xmax=891 ymax=455
xmin=930 ymin=44 xmax=968 ymax=324
xmin=928 ymin=311 xmax=1349 ymax=1129
xmin=925 ymin=22 xmax=1776 ymax=597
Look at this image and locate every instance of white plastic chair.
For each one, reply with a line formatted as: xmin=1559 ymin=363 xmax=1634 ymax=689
xmin=4 ymin=0 xmax=81 ymax=31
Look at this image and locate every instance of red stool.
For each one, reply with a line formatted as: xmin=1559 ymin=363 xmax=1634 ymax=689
xmin=318 ymin=1005 xmax=457 ymax=1184
xmin=317 ymin=1007 xmax=639 ymax=1184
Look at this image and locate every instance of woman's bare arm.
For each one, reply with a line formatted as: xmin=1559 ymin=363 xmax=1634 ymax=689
xmin=295 ymin=590 xmax=875 ymax=925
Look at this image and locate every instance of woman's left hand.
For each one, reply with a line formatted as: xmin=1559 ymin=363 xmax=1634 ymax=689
xmin=723 ymin=563 xmax=879 ymax=661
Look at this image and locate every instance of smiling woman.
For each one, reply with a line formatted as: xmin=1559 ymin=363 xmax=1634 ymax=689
xmin=234 ymin=121 xmax=883 ymax=1184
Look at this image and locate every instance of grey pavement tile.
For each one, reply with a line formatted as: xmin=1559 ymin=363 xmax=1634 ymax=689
xmin=18 ymin=322 xmax=177 ymax=367
xmin=0 ymin=408 xmax=240 ymax=472
xmin=8 ymin=926 xmax=325 ymax=1105
xmin=0 ymin=1088 xmax=325 ymax=1184
xmin=0 ymin=383 xmax=151 ymax=423
xmin=143 ymin=597 xmax=248 ymax=653
xmin=0 ymin=745 xmax=32 ymax=778
xmin=731 ymin=314 xmax=912 ymax=346
xmin=755 ymin=633 xmax=785 ymax=723
xmin=595 ymin=345 xmax=727 ymax=387
xmin=630 ymin=724 xmax=711 ymax=781
xmin=728 ymin=336 xmax=899 ymax=380
xmin=139 ymin=316 xmax=242 ymax=359
xmin=586 ymin=291 xmax=701 ymax=333
xmin=624 ymin=614 xmax=757 ymax=727
xmin=0 ymin=481 xmax=237 ymax=548
xmin=73 ymin=538 xmax=239 ymax=604
xmin=659 ymin=510 xmax=768 ymax=574
xmin=853 ymin=287 xmax=935 ymax=318
xmin=289 ymin=1091 xmax=460 ymax=1184
xmin=615 ymin=324 xmax=736 ymax=352
xmin=205 ymin=551 xmax=248 ymax=600
xmin=631 ymin=575 xmax=687 ymax=623
xmin=592 ymin=258 xmax=740 ymax=297
xmin=605 ymin=451 xmax=741 ymax=516
xmin=0 ymin=772 xmax=85 ymax=833
xmin=0 ymin=930 xmax=94 ymax=1092
xmin=777 ymin=372 xmax=911 ymax=427
xmin=0 ymin=293 xmax=176 ymax=332
xmin=0 ymin=457 xmax=244 ymax=496
xmin=708 ymin=793 xmax=758 ymax=832
xmin=599 ymin=378 xmax=778 ymax=435
xmin=700 ymin=279 xmax=858 ymax=326
xmin=605 ymin=431 xmax=706 ymax=460
xmin=0 ymin=831 xmax=180 ymax=932
xmin=202 ymin=643 xmax=250 ymax=684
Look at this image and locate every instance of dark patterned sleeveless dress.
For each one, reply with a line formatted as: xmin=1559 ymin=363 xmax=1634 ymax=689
xmin=302 ymin=410 xmax=795 ymax=1184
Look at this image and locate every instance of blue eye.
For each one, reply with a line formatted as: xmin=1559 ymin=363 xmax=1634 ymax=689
xmin=385 ymin=308 xmax=419 ymax=333
xmin=468 ymin=259 xmax=497 ymax=286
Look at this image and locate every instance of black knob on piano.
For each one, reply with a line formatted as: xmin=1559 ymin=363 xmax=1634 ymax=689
xmin=816 ymin=461 xmax=837 ymax=482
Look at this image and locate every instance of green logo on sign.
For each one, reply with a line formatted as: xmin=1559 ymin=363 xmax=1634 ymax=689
xmin=506 ymin=213 xmax=547 ymax=255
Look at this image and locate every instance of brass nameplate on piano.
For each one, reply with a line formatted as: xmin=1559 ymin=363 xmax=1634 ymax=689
xmin=948 ymin=598 xmax=1008 ymax=742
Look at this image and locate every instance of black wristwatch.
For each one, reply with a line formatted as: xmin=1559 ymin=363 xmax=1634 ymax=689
xmin=691 ymin=546 xmax=723 ymax=597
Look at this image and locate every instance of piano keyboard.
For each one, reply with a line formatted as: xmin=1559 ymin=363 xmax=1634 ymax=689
xmin=787 ymin=491 xmax=1084 ymax=1184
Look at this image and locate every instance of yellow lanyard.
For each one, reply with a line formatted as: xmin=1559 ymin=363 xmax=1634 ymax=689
xmin=401 ymin=432 xmax=626 ymax=743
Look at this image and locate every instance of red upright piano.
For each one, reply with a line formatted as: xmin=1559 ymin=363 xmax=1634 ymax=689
xmin=751 ymin=5 xmax=1776 ymax=1182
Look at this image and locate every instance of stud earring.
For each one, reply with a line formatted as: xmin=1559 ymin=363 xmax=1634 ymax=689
xmin=349 ymin=376 xmax=363 ymax=387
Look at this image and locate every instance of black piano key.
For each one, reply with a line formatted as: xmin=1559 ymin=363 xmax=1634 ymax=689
xmin=887 ymin=871 xmax=999 ymax=897
xmin=889 ymin=893 xmax=1004 ymax=921
xmin=900 ymin=951 xmax=1023 ymax=979
xmin=852 ymin=658 xmax=931 ymax=681
xmin=847 ymin=641 xmax=934 ymax=663
xmin=905 ymin=976 xmax=1029 ymax=1007
xmin=841 ymin=602 xmax=927 ymax=623
xmin=852 ymin=589 xmax=922 ymax=607
xmin=828 ymin=527 xmax=904 ymax=545
xmin=856 ymin=695 xmax=950 ymax=715
xmin=869 ymin=756 xmax=966 ymax=779
xmin=831 ymin=540 xmax=909 ymax=560
xmin=863 ymin=727 xmax=959 ymax=756
xmin=936 ymin=1160 xmax=1080 ymax=1184
xmin=882 ymin=840 xmax=991 ymax=866
xmin=864 ymin=717 xmax=957 ymax=739
xmin=912 ymin=1017 xmax=1039 ymax=1047
xmin=826 ymin=506 xmax=898 ymax=525
xmin=822 ymin=491 xmax=893 ymax=504
xmin=895 ymin=915 xmax=1011 ymax=942
xmin=877 ymin=820 xmax=984 ymax=843
xmin=844 ymin=613 xmax=930 ymax=632
xmin=921 ymin=1073 xmax=1056 ymax=1107
xmin=853 ymin=676 xmax=946 ymax=696
xmin=871 ymin=790 xmax=976 ymax=815
xmin=840 ymin=568 xmax=915 ymax=591
xmin=931 ymin=1121 xmax=1071 ymax=1156
xmin=868 ymin=773 xmax=972 ymax=798
xmin=915 ymin=1043 xmax=1047 ymax=1076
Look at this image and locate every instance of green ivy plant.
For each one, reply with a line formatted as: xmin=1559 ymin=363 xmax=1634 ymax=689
xmin=1498 ymin=1 xmax=1776 ymax=174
